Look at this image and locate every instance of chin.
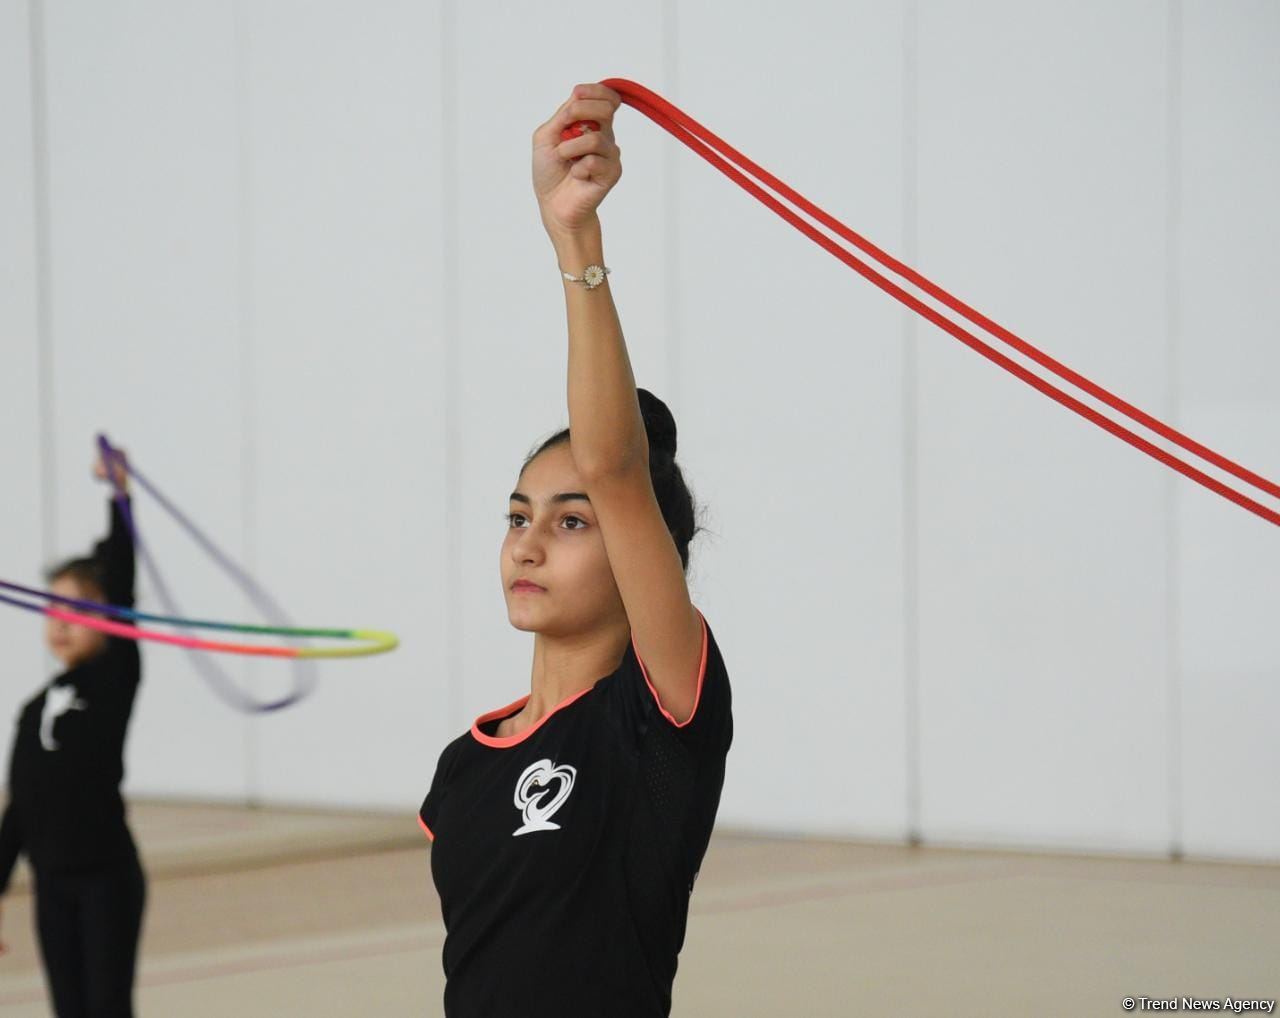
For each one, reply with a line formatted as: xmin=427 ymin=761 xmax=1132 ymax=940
xmin=505 ymin=607 xmax=540 ymax=633
xmin=58 ymin=645 xmax=101 ymax=669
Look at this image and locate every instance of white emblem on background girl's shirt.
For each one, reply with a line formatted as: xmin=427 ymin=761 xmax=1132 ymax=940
xmin=41 ymin=685 xmax=87 ymax=751
xmin=512 ymin=759 xmax=577 ymax=837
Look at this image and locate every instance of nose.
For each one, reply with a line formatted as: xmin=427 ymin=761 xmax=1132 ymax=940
xmin=509 ymin=522 xmax=546 ymax=566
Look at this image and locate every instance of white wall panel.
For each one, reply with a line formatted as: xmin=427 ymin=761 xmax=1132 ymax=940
xmin=676 ymin=0 xmax=910 ymax=837
xmin=1176 ymin=0 xmax=1280 ymax=859
xmin=244 ymin=0 xmax=449 ymax=810
xmin=41 ymin=0 xmax=251 ymax=800
xmin=914 ymin=1 xmax=1172 ymax=852
xmin=0 ymin=0 xmax=47 ymax=772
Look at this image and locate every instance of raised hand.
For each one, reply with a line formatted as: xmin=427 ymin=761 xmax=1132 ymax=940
xmin=93 ymin=445 xmax=129 ymax=493
xmin=532 ymin=83 xmax=623 ymax=242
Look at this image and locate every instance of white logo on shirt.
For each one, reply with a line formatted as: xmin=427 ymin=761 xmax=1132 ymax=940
xmin=41 ymin=685 xmax=87 ymax=752
xmin=512 ymin=758 xmax=577 ymax=837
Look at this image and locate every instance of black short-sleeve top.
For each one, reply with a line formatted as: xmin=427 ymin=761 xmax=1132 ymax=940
xmin=419 ymin=608 xmax=732 ymax=1018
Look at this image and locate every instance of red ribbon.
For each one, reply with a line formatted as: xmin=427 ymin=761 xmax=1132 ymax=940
xmin=594 ymin=78 xmax=1280 ymax=529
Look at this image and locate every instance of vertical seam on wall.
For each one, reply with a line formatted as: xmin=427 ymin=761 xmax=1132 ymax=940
xmin=29 ymin=0 xmax=56 ymax=567
xmin=902 ymin=0 xmax=922 ymax=845
xmin=661 ymin=0 xmax=680 ymax=415
xmin=233 ymin=0 xmax=260 ymax=807
xmin=1164 ymin=0 xmax=1184 ymax=860
xmin=442 ymin=0 xmax=462 ymax=738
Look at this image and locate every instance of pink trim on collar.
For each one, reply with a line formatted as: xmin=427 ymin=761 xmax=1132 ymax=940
xmin=469 ymin=686 xmax=595 ymax=748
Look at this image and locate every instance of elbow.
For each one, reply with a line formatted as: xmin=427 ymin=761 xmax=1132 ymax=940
xmin=573 ymin=444 xmax=649 ymax=483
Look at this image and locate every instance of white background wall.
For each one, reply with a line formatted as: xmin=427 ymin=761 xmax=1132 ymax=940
xmin=1 ymin=0 xmax=1275 ymax=861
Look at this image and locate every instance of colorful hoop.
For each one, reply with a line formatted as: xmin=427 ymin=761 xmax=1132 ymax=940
xmin=0 ymin=436 xmax=399 ymax=668
xmin=0 ymin=583 xmax=397 ymax=659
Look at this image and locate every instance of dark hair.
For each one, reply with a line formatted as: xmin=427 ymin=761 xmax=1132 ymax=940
xmin=45 ymin=556 xmax=106 ymax=599
xmin=522 ymin=388 xmax=702 ymax=572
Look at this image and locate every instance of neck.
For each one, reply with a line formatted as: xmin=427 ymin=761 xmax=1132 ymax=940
xmin=519 ymin=618 xmax=630 ymax=723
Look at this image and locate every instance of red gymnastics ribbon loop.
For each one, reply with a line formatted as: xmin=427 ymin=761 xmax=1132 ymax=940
xmin=596 ymin=78 xmax=1280 ymax=529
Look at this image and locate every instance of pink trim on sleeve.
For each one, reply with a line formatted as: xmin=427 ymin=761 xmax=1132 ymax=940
xmin=630 ymin=608 xmax=709 ymax=729
xmin=418 ymin=814 xmax=435 ymax=842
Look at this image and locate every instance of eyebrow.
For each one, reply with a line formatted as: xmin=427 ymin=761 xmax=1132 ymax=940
xmin=509 ymin=491 xmax=592 ymax=505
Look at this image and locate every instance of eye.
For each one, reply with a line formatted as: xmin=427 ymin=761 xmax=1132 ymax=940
xmin=504 ymin=512 xmax=589 ymax=530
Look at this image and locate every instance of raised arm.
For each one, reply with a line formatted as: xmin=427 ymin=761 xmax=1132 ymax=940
xmin=91 ymin=448 xmax=136 ymax=610
xmin=532 ymin=84 xmax=703 ymax=723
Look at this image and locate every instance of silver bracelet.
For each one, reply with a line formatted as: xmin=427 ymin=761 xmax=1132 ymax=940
xmin=561 ymin=264 xmax=611 ymax=290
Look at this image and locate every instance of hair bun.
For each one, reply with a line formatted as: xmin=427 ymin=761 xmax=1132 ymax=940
xmin=636 ymin=388 xmax=677 ymax=458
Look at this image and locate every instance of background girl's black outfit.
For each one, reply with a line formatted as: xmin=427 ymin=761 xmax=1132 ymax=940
xmin=0 ymin=498 xmax=146 ymax=1018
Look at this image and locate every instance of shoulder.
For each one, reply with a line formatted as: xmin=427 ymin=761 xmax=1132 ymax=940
xmin=85 ymin=640 xmax=142 ymax=694
xmin=20 ymin=686 xmax=48 ymax=718
xmin=431 ymin=730 xmax=472 ymax=781
xmin=596 ymin=609 xmax=733 ymax=749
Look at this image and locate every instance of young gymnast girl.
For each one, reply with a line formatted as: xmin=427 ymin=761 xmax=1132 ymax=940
xmin=419 ymin=83 xmax=733 ymax=1017
xmin=0 ymin=445 xmax=146 ymax=1017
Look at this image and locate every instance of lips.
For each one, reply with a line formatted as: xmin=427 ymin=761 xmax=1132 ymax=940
xmin=511 ymin=580 xmax=546 ymax=593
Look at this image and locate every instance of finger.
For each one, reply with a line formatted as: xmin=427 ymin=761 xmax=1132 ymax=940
xmin=533 ymin=94 xmax=578 ymax=146
xmin=555 ymin=98 xmax=616 ymax=135
xmin=555 ymin=115 xmax=614 ymax=153
xmin=536 ymin=87 xmax=620 ymax=147
xmin=535 ymin=93 xmax=609 ymax=144
xmin=570 ymin=154 xmax=617 ymax=182
xmin=555 ymin=131 xmax=617 ymax=162
xmin=583 ymin=157 xmax=623 ymax=187
xmin=569 ymin=82 xmax=622 ymax=109
xmin=560 ymin=120 xmax=600 ymax=144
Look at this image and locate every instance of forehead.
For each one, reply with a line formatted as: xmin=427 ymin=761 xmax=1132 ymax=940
xmin=515 ymin=443 xmax=583 ymax=494
xmin=50 ymin=575 xmax=85 ymax=596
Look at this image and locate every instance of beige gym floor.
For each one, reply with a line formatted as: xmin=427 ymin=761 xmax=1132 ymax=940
xmin=0 ymin=802 xmax=1275 ymax=1016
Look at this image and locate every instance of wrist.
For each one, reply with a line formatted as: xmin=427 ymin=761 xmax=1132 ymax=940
xmin=546 ymin=217 xmax=604 ymax=265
